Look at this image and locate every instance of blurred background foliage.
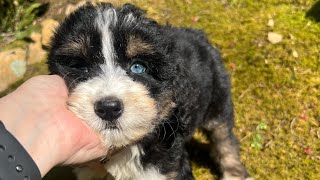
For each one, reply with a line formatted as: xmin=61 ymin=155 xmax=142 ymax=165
xmin=0 ymin=0 xmax=48 ymax=40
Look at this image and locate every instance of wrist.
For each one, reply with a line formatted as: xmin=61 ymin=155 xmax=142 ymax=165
xmin=0 ymin=120 xmax=42 ymax=179
xmin=0 ymin=94 xmax=60 ymax=177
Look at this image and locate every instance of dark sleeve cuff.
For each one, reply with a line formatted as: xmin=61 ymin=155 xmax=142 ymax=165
xmin=0 ymin=120 xmax=42 ymax=180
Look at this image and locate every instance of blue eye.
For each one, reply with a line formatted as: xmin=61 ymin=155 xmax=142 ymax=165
xmin=130 ymin=63 xmax=146 ymax=74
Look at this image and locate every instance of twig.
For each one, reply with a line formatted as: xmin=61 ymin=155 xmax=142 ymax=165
xmin=275 ymin=120 xmax=285 ymax=132
xmin=238 ymin=86 xmax=252 ymax=100
xmin=265 ymin=140 xmax=273 ymax=147
xmin=240 ymin=132 xmax=252 ymax=142
xmin=290 ymin=118 xmax=296 ymax=135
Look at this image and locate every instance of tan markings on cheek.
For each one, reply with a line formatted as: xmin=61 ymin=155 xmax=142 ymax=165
xmin=124 ymin=91 xmax=157 ymax=122
xmin=126 ymin=35 xmax=154 ymax=58
xmin=157 ymin=92 xmax=176 ymax=120
xmin=56 ymin=35 xmax=91 ymax=57
xmin=121 ymin=83 xmax=158 ymax=141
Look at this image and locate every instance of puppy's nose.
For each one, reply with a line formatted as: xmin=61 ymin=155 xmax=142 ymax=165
xmin=94 ymin=96 xmax=123 ymax=121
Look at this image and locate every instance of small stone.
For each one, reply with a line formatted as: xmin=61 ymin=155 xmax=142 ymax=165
xmin=27 ymin=32 xmax=47 ymax=64
xmin=0 ymin=48 xmax=27 ymax=92
xmin=65 ymin=4 xmax=77 ymax=16
xmin=267 ymin=19 xmax=274 ymax=27
xmin=268 ymin=32 xmax=283 ymax=44
xmin=292 ymin=50 xmax=298 ymax=58
xmin=41 ymin=19 xmax=59 ymax=48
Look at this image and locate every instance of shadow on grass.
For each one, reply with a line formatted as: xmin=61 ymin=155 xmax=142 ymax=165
xmin=186 ymin=136 xmax=221 ymax=178
xmin=306 ymin=0 xmax=320 ymax=22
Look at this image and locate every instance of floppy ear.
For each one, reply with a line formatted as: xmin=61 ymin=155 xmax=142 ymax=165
xmin=121 ymin=3 xmax=146 ymax=17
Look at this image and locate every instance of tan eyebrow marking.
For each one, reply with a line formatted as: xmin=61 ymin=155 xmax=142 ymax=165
xmin=126 ymin=35 xmax=154 ymax=58
xmin=56 ymin=35 xmax=91 ymax=57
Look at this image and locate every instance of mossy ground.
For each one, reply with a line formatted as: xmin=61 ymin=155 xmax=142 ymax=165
xmin=1 ymin=0 xmax=320 ymax=179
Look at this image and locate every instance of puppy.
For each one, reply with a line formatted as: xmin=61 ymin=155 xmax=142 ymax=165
xmin=48 ymin=3 xmax=250 ymax=180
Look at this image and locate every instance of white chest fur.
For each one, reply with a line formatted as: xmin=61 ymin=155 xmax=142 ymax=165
xmin=105 ymin=145 xmax=166 ymax=180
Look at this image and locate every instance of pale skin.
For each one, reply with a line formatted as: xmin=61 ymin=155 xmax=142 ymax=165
xmin=0 ymin=75 xmax=107 ymax=177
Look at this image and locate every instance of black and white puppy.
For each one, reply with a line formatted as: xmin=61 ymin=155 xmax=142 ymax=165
xmin=48 ymin=3 xmax=250 ymax=180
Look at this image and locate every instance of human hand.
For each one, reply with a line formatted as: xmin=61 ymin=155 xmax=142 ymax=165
xmin=0 ymin=75 xmax=107 ymax=177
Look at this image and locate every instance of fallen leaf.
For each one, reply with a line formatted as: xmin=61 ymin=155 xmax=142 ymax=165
xmin=300 ymin=112 xmax=308 ymax=121
xmin=229 ymin=63 xmax=236 ymax=71
xmin=191 ymin=16 xmax=200 ymax=22
xmin=304 ymin=148 xmax=312 ymax=155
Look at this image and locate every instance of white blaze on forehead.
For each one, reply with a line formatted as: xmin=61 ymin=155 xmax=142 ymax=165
xmin=96 ymin=7 xmax=118 ymax=67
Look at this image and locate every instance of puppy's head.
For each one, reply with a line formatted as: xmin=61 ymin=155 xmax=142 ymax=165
xmin=48 ymin=3 xmax=176 ymax=149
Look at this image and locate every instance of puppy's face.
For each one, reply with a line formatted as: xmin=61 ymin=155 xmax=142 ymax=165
xmin=48 ymin=3 xmax=176 ymax=148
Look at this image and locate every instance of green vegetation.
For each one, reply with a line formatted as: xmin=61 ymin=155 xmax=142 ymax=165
xmin=1 ymin=0 xmax=320 ymax=179
xmin=0 ymin=0 xmax=47 ymax=41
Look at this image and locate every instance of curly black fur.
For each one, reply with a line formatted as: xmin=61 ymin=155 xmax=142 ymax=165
xmin=48 ymin=3 xmax=250 ymax=180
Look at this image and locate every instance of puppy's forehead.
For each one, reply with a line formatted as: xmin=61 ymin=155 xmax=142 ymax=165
xmin=126 ymin=35 xmax=154 ymax=58
xmin=95 ymin=7 xmax=155 ymax=61
xmin=56 ymin=5 xmax=155 ymax=62
xmin=56 ymin=34 xmax=91 ymax=57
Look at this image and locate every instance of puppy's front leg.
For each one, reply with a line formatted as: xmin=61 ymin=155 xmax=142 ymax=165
xmin=204 ymin=122 xmax=251 ymax=180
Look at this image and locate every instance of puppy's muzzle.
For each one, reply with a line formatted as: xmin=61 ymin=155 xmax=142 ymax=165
xmin=94 ymin=96 xmax=124 ymax=122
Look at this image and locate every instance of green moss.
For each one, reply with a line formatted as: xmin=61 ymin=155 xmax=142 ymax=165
xmin=1 ymin=0 xmax=320 ymax=179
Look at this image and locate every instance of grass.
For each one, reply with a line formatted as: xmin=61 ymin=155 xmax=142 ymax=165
xmin=1 ymin=0 xmax=320 ymax=179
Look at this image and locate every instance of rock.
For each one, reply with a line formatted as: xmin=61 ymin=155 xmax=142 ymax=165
xmin=0 ymin=48 xmax=27 ymax=92
xmin=268 ymin=32 xmax=283 ymax=44
xmin=27 ymin=32 xmax=47 ymax=64
xmin=65 ymin=1 xmax=87 ymax=16
xmin=41 ymin=19 xmax=59 ymax=48
xmin=267 ymin=19 xmax=274 ymax=27
xmin=65 ymin=4 xmax=77 ymax=16
xmin=292 ymin=50 xmax=298 ymax=58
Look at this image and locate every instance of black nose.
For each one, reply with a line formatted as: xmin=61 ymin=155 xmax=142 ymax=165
xmin=94 ymin=96 xmax=123 ymax=121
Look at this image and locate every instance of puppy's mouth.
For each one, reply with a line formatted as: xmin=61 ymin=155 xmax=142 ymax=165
xmin=104 ymin=122 xmax=119 ymax=130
